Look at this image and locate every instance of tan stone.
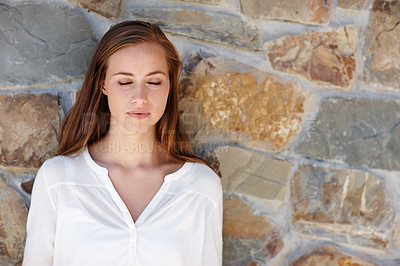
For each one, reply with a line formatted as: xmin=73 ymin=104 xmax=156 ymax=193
xmin=215 ymin=146 xmax=291 ymax=205
xmin=363 ymin=0 xmax=400 ymax=90
xmin=223 ymin=197 xmax=283 ymax=257
xmin=291 ymin=164 xmax=393 ymax=248
xmin=181 ymin=57 xmax=306 ymax=151
xmin=0 ymin=94 xmax=60 ymax=168
xmin=264 ymin=26 xmax=357 ymax=89
xmin=290 ymin=245 xmax=374 ymax=266
xmin=338 ymin=0 xmax=369 ymax=9
xmin=68 ymin=0 xmax=122 ymax=18
xmin=0 ymin=178 xmax=27 ymax=264
xmin=241 ymin=0 xmax=330 ymax=25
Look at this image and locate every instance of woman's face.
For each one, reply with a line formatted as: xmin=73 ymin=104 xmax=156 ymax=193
xmin=103 ymin=43 xmax=170 ymax=136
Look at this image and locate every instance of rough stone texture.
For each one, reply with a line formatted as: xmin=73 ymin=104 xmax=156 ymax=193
xmin=0 ymin=178 xmax=27 ymax=265
xmin=0 ymin=167 xmax=37 ymax=208
xmin=297 ymin=97 xmax=400 ymax=171
xmin=223 ymin=197 xmax=283 ymax=265
xmin=338 ymin=0 xmax=370 ymax=9
xmin=0 ymin=94 xmax=60 ymax=168
xmin=291 ymin=164 xmax=394 ymax=249
xmin=290 ymin=245 xmax=374 ymax=266
xmin=241 ymin=0 xmax=330 ymax=26
xmin=127 ymin=8 xmax=260 ymax=50
xmin=180 ymin=56 xmax=305 ymax=152
xmin=215 ymin=146 xmax=291 ymax=206
xmin=174 ymin=0 xmax=220 ymax=4
xmin=264 ymin=26 xmax=357 ymax=89
xmin=363 ymin=0 xmax=400 ymax=91
xmin=0 ymin=3 xmax=97 ymax=88
xmin=68 ymin=0 xmax=122 ymax=18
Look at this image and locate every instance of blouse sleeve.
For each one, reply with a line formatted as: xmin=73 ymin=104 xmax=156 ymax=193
xmin=23 ymin=163 xmax=57 ymax=266
xmin=202 ymin=185 xmax=223 ymax=266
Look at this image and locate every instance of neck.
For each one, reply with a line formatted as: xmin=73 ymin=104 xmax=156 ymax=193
xmin=91 ymin=126 xmax=167 ymax=168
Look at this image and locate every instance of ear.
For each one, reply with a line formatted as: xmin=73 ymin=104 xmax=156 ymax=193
xmin=101 ymin=85 xmax=108 ymax=95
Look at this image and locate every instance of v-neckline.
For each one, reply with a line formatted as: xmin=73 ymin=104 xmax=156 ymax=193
xmin=83 ymin=147 xmax=190 ymax=228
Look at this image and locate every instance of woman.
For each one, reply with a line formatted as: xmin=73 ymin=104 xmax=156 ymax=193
xmin=23 ymin=21 xmax=222 ymax=266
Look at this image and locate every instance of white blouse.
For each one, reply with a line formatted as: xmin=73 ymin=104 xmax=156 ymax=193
xmin=23 ymin=148 xmax=222 ymax=266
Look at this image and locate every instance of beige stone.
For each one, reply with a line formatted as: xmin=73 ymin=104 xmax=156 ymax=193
xmin=291 ymin=165 xmax=393 ymax=248
xmin=215 ymin=146 xmax=291 ymax=205
xmin=290 ymin=245 xmax=374 ymax=266
xmin=223 ymin=197 xmax=283 ymax=257
xmin=338 ymin=0 xmax=369 ymax=9
xmin=241 ymin=0 xmax=330 ymax=25
xmin=0 ymin=178 xmax=27 ymax=264
xmin=363 ymin=0 xmax=400 ymax=90
xmin=181 ymin=57 xmax=306 ymax=151
xmin=264 ymin=26 xmax=358 ymax=89
xmin=0 ymin=94 xmax=60 ymax=168
xmin=68 ymin=0 xmax=122 ymax=18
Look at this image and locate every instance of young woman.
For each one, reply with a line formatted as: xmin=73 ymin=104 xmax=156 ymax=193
xmin=23 ymin=21 xmax=222 ymax=266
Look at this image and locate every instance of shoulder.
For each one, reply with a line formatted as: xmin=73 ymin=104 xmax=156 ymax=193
xmin=37 ymin=152 xmax=90 ymax=186
xmin=40 ymin=153 xmax=83 ymax=173
xmin=182 ymin=162 xmax=222 ymax=203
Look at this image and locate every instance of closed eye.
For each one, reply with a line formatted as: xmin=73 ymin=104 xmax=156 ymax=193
xmin=148 ymin=82 xmax=161 ymax=85
xmin=118 ymin=81 xmax=133 ymax=86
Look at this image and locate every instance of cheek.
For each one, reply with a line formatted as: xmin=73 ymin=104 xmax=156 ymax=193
xmin=158 ymin=88 xmax=170 ymax=110
xmin=106 ymin=92 xmax=125 ymax=115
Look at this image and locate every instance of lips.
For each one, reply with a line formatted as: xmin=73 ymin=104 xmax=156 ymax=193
xmin=127 ymin=110 xmax=150 ymax=120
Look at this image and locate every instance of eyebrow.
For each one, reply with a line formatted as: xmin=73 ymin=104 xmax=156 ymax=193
xmin=112 ymin=71 xmax=167 ymax=77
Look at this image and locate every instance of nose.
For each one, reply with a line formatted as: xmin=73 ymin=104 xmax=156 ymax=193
xmin=130 ymin=83 xmax=148 ymax=104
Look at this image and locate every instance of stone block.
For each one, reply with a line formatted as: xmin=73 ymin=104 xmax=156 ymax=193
xmin=179 ymin=56 xmax=306 ymax=152
xmin=173 ymin=0 xmax=220 ymax=4
xmin=0 ymin=178 xmax=27 ymax=264
xmin=264 ymin=26 xmax=357 ymax=90
xmin=291 ymin=164 xmax=394 ymax=249
xmin=241 ymin=0 xmax=330 ymax=26
xmin=0 ymin=94 xmax=60 ymax=168
xmin=215 ymin=146 xmax=291 ymax=206
xmin=68 ymin=0 xmax=122 ymax=18
xmin=127 ymin=8 xmax=260 ymax=50
xmin=223 ymin=197 xmax=283 ymax=265
xmin=290 ymin=245 xmax=374 ymax=266
xmin=0 ymin=3 xmax=97 ymax=88
xmin=363 ymin=0 xmax=400 ymax=91
xmin=338 ymin=0 xmax=370 ymax=9
xmin=297 ymin=97 xmax=400 ymax=171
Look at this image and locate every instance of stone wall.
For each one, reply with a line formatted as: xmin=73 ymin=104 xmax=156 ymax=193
xmin=0 ymin=0 xmax=399 ymax=265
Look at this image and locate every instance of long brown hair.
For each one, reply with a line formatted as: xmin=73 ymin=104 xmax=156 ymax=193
xmin=58 ymin=21 xmax=205 ymax=164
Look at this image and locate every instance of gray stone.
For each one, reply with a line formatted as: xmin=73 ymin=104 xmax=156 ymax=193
xmin=0 ymin=177 xmax=27 ymax=264
xmin=241 ymin=0 xmax=330 ymax=26
xmin=223 ymin=236 xmax=266 ymax=266
xmin=215 ymin=146 xmax=291 ymax=206
xmin=0 ymin=3 xmax=97 ymax=88
xmin=0 ymin=94 xmax=60 ymax=168
xmin=127 ymin=8 xmax=260 ymax=50
xmin=297 ymin=97 xmax=400 ymax=170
